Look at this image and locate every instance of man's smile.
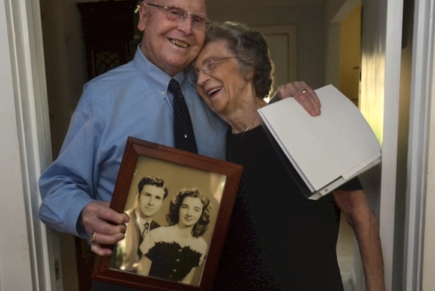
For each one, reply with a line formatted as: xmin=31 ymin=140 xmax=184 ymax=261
xmin=169 ymin=38 xmax=190 ymax=48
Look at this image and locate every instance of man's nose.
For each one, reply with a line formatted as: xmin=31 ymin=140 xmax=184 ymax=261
xmin=148 ymin=197 xmax=155 ymax=205
xmin=178 ymin=17 xmax=193 ymax=34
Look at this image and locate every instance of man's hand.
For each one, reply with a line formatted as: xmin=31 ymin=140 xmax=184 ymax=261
xmin=275 ymin=81 xmax=321 ymax=116
xmin=81 ymin=201 xmax=130 ymax=256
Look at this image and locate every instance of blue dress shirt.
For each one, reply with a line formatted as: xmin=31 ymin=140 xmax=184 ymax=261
xmin=38 ymin=48 xmax=227 ymax=237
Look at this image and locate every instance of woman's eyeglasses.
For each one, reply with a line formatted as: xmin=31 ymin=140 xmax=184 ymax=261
xmin=188 ymin=57 xmax=236 ymax=86
xmin=146 ymin=2 xmax=212 ymax=31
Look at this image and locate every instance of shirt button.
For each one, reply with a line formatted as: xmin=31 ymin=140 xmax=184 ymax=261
xmin=173 ymin=269 xmax=177 ymax=272
xmin=176 ymin=259 xmax=180 ymax=262
xmin=161 ymin=91 xmax=165 ymax=95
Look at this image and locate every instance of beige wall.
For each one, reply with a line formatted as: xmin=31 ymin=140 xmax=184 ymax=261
xmin=40 ymin=0 xmax=92 ymax=158
xmin=326 ymin=0 xmax=348 ymax=22
xmin=339 ymin=4 xmax=361 ymax=104
xmin=0 ymin=0 xmax=34 ymax=289
xmin=207 ymin=3 xmax=326 ymax=89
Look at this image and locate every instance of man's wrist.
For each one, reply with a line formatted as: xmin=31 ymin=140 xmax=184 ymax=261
xmin=76 ymin=209 xmax=87 ymax=238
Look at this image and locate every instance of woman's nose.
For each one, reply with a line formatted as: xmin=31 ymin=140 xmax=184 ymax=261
xmin=197 ymin=70 xmax=209 ymax=86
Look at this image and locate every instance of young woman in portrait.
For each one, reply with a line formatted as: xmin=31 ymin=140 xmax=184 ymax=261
xmin=138 ymin=188 xmax=212 ymax=284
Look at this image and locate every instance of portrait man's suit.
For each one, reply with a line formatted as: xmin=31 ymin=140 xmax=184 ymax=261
xmin=121 ymin=208 xmax=161 ymax=272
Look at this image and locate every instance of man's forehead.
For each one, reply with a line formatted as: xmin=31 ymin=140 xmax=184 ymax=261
xmin=162 ymin=0 xmax=207 ymax=13
xmin=142 ymin=185 xmax=164 ymax=193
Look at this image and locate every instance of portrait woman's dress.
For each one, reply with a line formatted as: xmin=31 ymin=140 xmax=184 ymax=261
xmin=140 ymin=225 xmax=207 ymax=282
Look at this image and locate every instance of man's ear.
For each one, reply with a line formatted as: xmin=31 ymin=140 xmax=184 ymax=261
xmin=137 ymin=2 xmax=148 ymax=32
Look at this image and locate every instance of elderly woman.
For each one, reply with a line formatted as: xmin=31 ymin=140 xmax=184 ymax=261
xmin=190 ymin=22 xmax=385 ymax=291
xmin=138 ymin=188 xmax=212 ymax=285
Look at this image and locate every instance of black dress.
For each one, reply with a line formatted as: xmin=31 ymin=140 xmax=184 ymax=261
xmin=213 ymin=125 xmax=362 ymax=291
xmin=140 ymin=225 xmax=207 ymax=283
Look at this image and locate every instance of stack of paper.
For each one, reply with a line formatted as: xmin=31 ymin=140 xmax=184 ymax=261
xmin=258 ymin=84 xmax=381 ymax=200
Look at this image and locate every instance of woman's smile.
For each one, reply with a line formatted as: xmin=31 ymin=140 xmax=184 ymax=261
xmin=206 ymin=86 xmax=223 ymax=97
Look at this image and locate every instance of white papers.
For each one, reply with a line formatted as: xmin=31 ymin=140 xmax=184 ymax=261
xmin=258 ymin=84 xmax=381 ymax=199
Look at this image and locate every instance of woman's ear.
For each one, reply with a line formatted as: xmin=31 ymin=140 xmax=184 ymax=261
xmin=244 ymin=69 xmax=255 ymax=81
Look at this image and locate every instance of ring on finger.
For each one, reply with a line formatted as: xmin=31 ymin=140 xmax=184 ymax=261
xmin=301 ymin=89 xmax=307 ymax=94
xmin=89 ymin=231 xmax=97 ymax=243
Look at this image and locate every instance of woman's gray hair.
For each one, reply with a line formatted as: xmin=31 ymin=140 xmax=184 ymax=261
xmin=204 ymin=21 xmax=274 ymax=98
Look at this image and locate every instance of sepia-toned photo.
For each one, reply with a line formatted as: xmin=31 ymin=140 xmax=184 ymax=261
xmin=112 ymin=155 xmax=226 ymax=286
xmin=92 ymin=138 xmax=243 ymax=291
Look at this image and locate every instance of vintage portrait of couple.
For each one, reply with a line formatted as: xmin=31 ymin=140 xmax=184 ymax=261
xmin=111 ymin=155 xmax=226 ymax=287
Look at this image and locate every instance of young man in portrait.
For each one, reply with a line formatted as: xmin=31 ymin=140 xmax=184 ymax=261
xmin=117 ymin=176 xmax=168 ymax=272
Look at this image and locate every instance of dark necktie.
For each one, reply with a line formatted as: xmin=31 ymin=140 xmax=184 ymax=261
xmin=168 ymin=79 xmax=198 ymax=153
xmin=137 ymin=222 xmax=150 ymax=257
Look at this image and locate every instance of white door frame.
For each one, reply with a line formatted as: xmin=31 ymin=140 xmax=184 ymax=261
xmin=403 ymin=0 xmax=435 ymax=290
xmin=327 ymin=0 xmax=405 ymax=290
xmin=1 ymin=0 xmax=61 ymax=290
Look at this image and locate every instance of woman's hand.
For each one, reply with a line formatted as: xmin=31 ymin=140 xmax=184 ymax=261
xmin=274 ymin=81 xmax=321 ymax=116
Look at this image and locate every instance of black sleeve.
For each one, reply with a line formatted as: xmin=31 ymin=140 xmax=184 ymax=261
xmin=337 ymin=177 xmax=363 ymax=191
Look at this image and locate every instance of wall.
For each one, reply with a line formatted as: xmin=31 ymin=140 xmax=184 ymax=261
xmin=324 ymin=0 xmax=361 ymax=90
xmin=0 ymin=0 xmax=36 ymax=290
xmin=207 ymin=3 xmax=326 ymax=89
xmin=326 ymin=0 xmax=348 ymax=22
xmin=40 ymin=0 xmax=92 ymax=158
xmin=339 ymin=5 xmax=361 ymax=104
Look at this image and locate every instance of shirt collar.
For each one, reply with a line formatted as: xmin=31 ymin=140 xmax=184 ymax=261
xmin=133 ymin=45 xmax=185 ymax=97
xmin=134 ymin=209 xmax=152 ymax=226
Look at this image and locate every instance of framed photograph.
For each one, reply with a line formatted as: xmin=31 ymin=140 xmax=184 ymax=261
xmin=92 ymin=137 xmax=243 ymax=291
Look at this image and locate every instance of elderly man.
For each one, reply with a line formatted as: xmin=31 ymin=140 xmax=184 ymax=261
xmin=117 ymin=176 xmax=168 ymax=272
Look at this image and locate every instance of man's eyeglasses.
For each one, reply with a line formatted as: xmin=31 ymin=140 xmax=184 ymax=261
xmin=188 ymin=57 xmax=236 ymax=86
xmin=146 ymin=2 xmax=212 ymax=31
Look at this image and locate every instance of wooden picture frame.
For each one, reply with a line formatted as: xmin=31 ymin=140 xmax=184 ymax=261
xmin=92 ymin=137 xmax=243 ymax=291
